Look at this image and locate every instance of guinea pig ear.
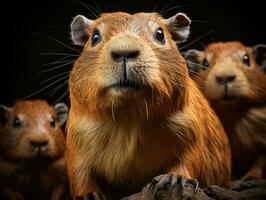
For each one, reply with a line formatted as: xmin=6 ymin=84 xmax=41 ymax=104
xmin=0 ymin=105 xmax=9 ymax=127
xmin=253 ymin=44 xmax=266 ymax=72
xmin=54 ymin=103 xmax=68 ymax=126
xmin=71 ymin=15 xmax=94 ymax=46
xmin=185 ymin=49 xmax=202 ymax=74
xmin=166 ymin=13 xmax=191 ymax=44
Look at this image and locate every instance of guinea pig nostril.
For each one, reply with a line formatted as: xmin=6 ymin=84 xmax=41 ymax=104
xmin=127 ymin=51 xmax=140 ymax=59
xmin=30 ymin=140 xmax=49 ymax=148
xmin=216 ymin=76 xmax=225 ymax=84
xmin=111 ymin=50 xmax=140 ymax=61
xmin=227 ymin=75 xmax=236 ymax=82
xmin=216 ymin=75 xmax=236 ymax=84
xmin=111 ymin=52 xmax=123 ymax=61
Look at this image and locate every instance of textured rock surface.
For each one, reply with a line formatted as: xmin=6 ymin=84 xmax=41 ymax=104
xmin=123 ymin=180 xmax=266 ymax=200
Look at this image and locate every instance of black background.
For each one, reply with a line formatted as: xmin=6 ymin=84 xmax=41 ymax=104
xmin=0 ymin=0 xmax=265 ymax=106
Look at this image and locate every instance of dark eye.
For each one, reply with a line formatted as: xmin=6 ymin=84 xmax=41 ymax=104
xmin=155 ymin=27 xmax=165 ymax=44
xmin=49 ymin=117 xmax=56 ymax=128
xmin=13 ymin=116 xmax=21 ymax=128
xmin=91 ymin=29 xmax=101 ymax=46
xmin=202 ymin=58 xmax=209 ymax=69
xmin=242 ymin=53 xmax=250 ymax=67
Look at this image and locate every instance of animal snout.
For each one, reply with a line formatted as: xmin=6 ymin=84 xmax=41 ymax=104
xmin=111 ymin=50 xmax=140 ymax=62
xmin=30 ymin=140 xmax=49 ymax=148
xmin=215 ymin=75 xmax=236 ymax=85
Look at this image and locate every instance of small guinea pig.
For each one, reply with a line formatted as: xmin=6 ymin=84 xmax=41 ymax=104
xmin=0 ymin=100 xmax=69 ymax=200
xmin=185 ymin=42 xmax=266 ymax=179
xmin=67 ymin=12 xmax=231 ymax=200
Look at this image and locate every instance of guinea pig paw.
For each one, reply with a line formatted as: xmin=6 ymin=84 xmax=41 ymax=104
xmin=174 ymin=176 xmax=199 ymax=194
xmin=149 ymin=174 xmax=199 ymax=198
xmin=149 ymin=174 xmax=175 ymax=197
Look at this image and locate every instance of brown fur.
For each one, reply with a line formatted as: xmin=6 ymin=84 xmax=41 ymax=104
xmin=0 ymin=100 xmax=68 ymax=200
xmin=67 ymin=12 xmax=231 ymax=199
xmin=188 ymin=42 xmax=266 ymax=179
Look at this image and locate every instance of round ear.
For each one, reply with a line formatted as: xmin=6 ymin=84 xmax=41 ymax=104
xmin=253 ymin=44 xmax=266 ymax=73
xmin=0 ymin=105 xmax=9 ymax=127
xmin=71 ymin=15 xmax=94 ymax=46
xmin=54 ymin=103 xmax=68 ymax=126
xmin=166 ymin=13 xmax=191 ymax=44
xmin=185 ymin=49 xmax=203 ymax=75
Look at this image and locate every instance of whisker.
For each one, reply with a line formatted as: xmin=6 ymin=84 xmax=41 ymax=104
xmin=187 ymin=71 xmax=207 ymax=82
xmin=92 ymin=0 xmax=102 ymax=13
xmin=38 ymin=61 xmax=74 ymax=73
xmin=152 ymin=0 xmax=172 ymax=13
xmin=46 ymin=24 xmax=70 ymax=28
xmin=74 ymin=0 xmax=99 ymax=18
xmin=180 ymin=51 xmax=197 ymax=56
xmin=41 ymin=55 xmax=76 ymax=66
xmin=161 ymin=5 xmax=187 ymax=16
xmin=159 ymin=0 xmax=177 ymax=15
xmin=186 ymin=60 xmax=210 ymax=70
xmin=41 ymin=71 xmax=70 ymax=84
xmin=40 ymin=52 xmax=79 ymax=56
xmin=20 ymin=76 xmax=69 ymax=100
xmin=48 ymin=79 xmax=69 ymax=96
xmin=55 ymin=90 xmax=69 ymax=103
xmin=188 ymin=70 xmax=199 ymax=75
xmin=42 ymin=58 xmax=76 ymax=66
xmin=34 ymin=32 xmax=81 ymax=53
xmin=199 ymin=42 xmax=206 ymax=49
xmin=179 ymin=30 xmax=214 ymax=50
xmin=151 ymin=0 xmax=160 ymax=12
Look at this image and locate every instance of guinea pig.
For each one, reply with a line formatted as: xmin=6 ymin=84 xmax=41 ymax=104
xmin=67 ymin=12 xmax=231 ymax=200
xmin=0 ymin=99 xmax=69 ymax=200
xmin=185 ymin=42 xmax=266 ymax=179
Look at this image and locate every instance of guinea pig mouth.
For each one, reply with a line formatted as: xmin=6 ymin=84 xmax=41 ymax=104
xmin=31 ymin=147 xmax=50 ymax=158
xmin=110 ymin=80 xmax=143 ymax=90
xmin=221 ymin=95 xmax=236 ymax=101
xmin=220 ymin=85 xmax=237 ymax=101
xmin=28 ymin=156 xmax=54 ymax=166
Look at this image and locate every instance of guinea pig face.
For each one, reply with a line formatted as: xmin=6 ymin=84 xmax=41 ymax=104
xmin=186 ymin=42 xmax=266 ymax=102
xmin=0 ymin=100 xmax=68 ymax=162
xmin=69 ymin=12 xmax=191 ymax=119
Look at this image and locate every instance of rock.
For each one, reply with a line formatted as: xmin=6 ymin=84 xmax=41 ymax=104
xmin=123 ymin=180 xmax=266 ymax=200
xmin=122 ymin=182 xmax=211 ymax=200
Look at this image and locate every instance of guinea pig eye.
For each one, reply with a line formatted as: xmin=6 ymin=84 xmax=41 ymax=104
xmin=242 ymin=53 xmax=250 ymax=67
xmin=13 ymin=116 xmax=21 ymax=128
xmin=49 ymin=117 xmax=56 ymax=128
xmin=91 ymin=29 xmax=101 ymax=46
xmin=155 ymin=27 xmax=165 ymax=44
xmin=202 ymin=58 xmax=209 ymax=69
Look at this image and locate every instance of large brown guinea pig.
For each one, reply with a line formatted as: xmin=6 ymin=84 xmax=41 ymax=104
xmin=67 ymin=12 xmax=231 ymax=200
xmin=185 ymin=42 xmax=266 ymax=179
xmin=0 ymin=100 xmax=69 ymax=200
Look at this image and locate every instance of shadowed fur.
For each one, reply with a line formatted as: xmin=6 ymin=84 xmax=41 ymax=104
xmin=0 ymin=100 xmax=69 ymax=200
xmin=185 ymin=41 xmax=266 ymax=179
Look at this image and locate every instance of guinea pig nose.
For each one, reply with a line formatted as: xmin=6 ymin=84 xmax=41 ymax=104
xmin=111 ymin=50 xmax=140 ymax=62
xmin=30 ymin=140 xmax=49 ymax=148
xmin=215 ymin=75 xmax=236 ymax=85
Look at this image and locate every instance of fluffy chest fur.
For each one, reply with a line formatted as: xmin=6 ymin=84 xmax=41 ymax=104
xmin=215 ymin=104 xmax=266 ymax=177
xmin=67 ymin=113 xmax=195 ymax=191
xmin=234 ymin=106 xmax=266 ymax=149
